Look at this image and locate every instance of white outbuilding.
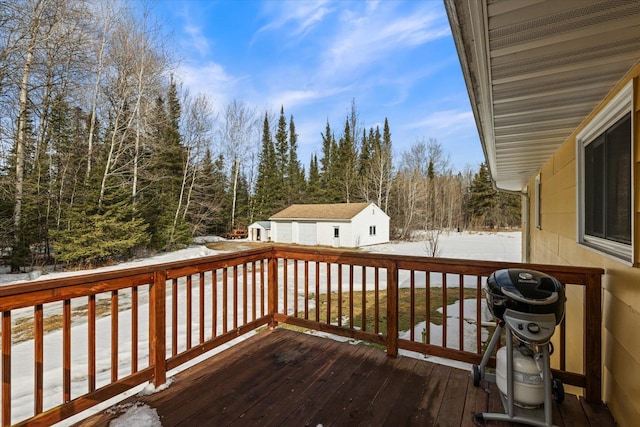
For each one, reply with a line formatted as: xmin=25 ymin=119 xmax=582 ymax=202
xmin=247 ymin=221 xmax=271 ymax=242
xmin=268 ymin=202 xmax=389 ymax=248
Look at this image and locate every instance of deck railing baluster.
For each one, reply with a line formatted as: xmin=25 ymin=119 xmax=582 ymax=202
xmin=212 ymin=270 xmax=218 ymax=337
xmin=361 ymin=266 xmax=366 ymax=332
xmin=459 ymin=275 xmax=464 ymax=351
xmin=34 ymin=304 xmax=43 ymax=414
xmin=132 ymin=287 xmax=138 ymax=373
xmin=410 ymin=270 xmax=415 ymax=341
xmin=442 ymin=273 xmax=447 ymax=348
xmin=326 ymin=263 xmax=331 ymax=325
xmin=476 ymin=276 xmax=482 ymax=354
xmin=233 ymin=266 xmax=238 ymax=330
xmin=222 ymin=268 xmax=228 ymax=334
xmin=64 ymin=299 xmax=72 ymax=401
xmin=349 ymin=265 xmax=354 ymax=329
xmin=172 ymin=278 xmax=178 ymax=356
xmin=304 ymin=261 xmax=309 ymax=319
xmin=88 ymin=295 xmax=96 ymax=392
xmin=186 ymin=275 xmax=192 ymax=350
xmin=315 ymin=262 xmax=320 ymax=323
xmin=2 ymin=311 xmax=11 ymax=427
xmin=374 ymin=267 xmax=379 ymax=335
xmin=252 ymin=262 xmax=257 ymax=321
xmin=199 ymin=273 xmax=205 ymax=344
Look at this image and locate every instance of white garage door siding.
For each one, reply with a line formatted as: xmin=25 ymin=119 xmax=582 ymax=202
xmin=297 ymin=222 xmax=317 ymax=245
xmin=276 ymin=221 xmax=292 ymax=243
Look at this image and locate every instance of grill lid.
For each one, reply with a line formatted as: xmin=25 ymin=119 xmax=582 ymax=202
xmin=486 ymin=268 xmax=566 ymax=324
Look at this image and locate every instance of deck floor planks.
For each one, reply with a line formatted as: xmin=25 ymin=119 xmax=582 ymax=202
xmin=74 ymin=328 xmax=615 ymax=427
xmin=460 ymin=371 xmax=489 ymax=427
xmin=294 ymin=341 xmax=391 ymax=426
xmin=381 ymin=358 xmax=435 ymax=426
xmin=304 ymin=352 xmax=400 ymax=425
xmin=222 ymin=333 xmax=347 ymax=425
xmin=434 ymin=365 xmax=472 ymax=426
xmin=411 ymin=362 xmax=453 ymax=425
xmin=175 ymin=331 xmax=332 ymax=426
xmin=239 ymin=339 xmax=370 ymax=426
xmin=352 ymin=356 xmax=421 ymax=426
xmin=158 ymin=331 xmax=299 ymax=423
xmin=580 ymin=396 xmax=616 ymax=426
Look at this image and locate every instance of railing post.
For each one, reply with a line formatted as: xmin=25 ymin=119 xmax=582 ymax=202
xmin=150 ymin=271 xmax=167 ymax=387
xmin=268 ymin=254 xmax=278 ymax=328
xmin=386 ymin=261 xmax=398 ymax=357
xmin=584 ymin=272 xmax=602 ymax=403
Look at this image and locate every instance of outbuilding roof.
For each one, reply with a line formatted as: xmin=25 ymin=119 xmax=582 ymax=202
xmin=249 ymin=221 xmax=271 ymax=229
xmin=269 ymin=203 xmax=372 ymax=221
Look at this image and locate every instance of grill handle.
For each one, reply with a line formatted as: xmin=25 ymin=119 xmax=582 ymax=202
xmin=501 ymin=288 xmax=558 ymax=306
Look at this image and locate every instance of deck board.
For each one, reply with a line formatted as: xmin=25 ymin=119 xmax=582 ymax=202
xmin=74 ymin=328 xmax=614 ymax=427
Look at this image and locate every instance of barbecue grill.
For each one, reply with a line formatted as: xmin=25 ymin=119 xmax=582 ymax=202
xmin=473 ymin=268 xmax=566 ymax=427
xmin=485 ymin=268 xmax=565 ymax=325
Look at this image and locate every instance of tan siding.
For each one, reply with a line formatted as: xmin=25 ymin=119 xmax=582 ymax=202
xmin=553 ymin=139 xmax=574 ymax=173
xmin=604 ymin=329 xmax=640 ymax=426
xmin=564 ymin=284 xmax=585 ymax=374
xmin=527 ymin=64 xmax=640 ymax=426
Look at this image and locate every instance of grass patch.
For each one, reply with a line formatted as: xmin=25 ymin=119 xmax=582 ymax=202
xmin=302 ymin=287 xmax=484 ymax=336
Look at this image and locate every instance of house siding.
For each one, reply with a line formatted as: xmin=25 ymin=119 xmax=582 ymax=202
xmin=525 ymin=65 xmax=640 ymax=426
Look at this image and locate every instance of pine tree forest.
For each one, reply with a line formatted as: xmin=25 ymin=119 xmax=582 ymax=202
xmin=0 ymin=0 xmax=520 ymax=271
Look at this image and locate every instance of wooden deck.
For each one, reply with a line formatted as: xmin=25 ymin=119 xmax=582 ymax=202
xmin=75 ymin=328 xmax=614 ymax=427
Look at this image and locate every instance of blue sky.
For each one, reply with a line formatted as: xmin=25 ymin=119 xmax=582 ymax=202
xmin=153 ymin=0 xmax=483 ymax=173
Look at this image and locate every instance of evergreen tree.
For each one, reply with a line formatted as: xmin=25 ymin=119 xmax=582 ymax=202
xmin=52 ymin=193 xmax=149 ymax=267
xmin=467 ymin=162 xmax=520 ymax=229
xmin=468 ymin=163 xmax=495 ymax=228
xmin=306 ymin=154 xmax=322 ymax=203
xmin=287 ymin=115 xmax=305 ymax=204
xmin=358 ymin=128 xmax=372 ymax=183
xmin=334 ymin=118 xmax=358 ymax=202
xmin=319 ymin=120 xmax=340 ymax=202
xmin=275 ymin=106 xmax=288 ymax=183
xmin=141 ymin=82 xmax=189 ymax=250
xmin=254 ymin=113 xmax=279 ymax=218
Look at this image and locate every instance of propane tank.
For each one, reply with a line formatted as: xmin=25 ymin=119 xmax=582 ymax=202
xmin=495 ymin=346 xmax=545 ymax=407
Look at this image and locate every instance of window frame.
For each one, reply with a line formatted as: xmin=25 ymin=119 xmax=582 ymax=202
xmin=535 ymin=174 xmax=541 ymax=230
xmin=369 ymin=225 xmax=376 ymax=236
xmin=576 ymin=81 xmax=634 ymax=264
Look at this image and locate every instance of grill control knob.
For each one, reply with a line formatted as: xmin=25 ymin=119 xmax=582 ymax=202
xmin=527 ymin=323 xmax=540 ymax=334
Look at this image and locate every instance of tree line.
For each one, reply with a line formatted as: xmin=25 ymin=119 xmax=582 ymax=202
xmin=0 ymin=0 xmax=519 ymax=272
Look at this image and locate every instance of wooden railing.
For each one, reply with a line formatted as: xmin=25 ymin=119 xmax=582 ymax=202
xmin=0 ymin=246 xmax=603 ymax=426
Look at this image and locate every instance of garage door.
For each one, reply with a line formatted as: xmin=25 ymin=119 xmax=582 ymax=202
xmin=277 ymin=222 xmax=292 ymax=243
xmin=298 ymin=222 xmax=317 ymax=246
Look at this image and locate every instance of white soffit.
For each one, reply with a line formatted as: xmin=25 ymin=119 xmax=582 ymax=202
xmin=445 ymin=0 xmax=640 ymax=191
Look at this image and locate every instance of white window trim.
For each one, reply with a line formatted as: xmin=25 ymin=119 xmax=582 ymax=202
xmin=534 ymin=174 xmax=541 ymax=230
xmin=576 ymin=81 xmax=634 ymax=264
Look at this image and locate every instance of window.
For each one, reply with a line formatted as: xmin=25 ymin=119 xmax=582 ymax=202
xmin=369 ymin=226 xmax=376 ymax=236
xmin=333 ymin=227 xmax=340 ymax=238
xmin=577 ymin=81 xmax=633 ymax=262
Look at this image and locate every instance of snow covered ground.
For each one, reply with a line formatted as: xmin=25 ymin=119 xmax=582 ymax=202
xmin=0 ymin=231 xmax=521 ymax=425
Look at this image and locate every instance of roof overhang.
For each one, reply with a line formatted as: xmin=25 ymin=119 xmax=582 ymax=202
xmin=444 ymin=0 xmax=640 ymax=192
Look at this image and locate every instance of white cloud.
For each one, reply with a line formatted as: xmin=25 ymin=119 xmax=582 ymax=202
xmin=406 ymin=110 xmax=475 ymax=131
xmin=320 ymin=2 xmax=450 ymax=77
xmin=254 ymin=0 xmax=334 ymax=42
xmin=174 ymin=62 xmax=245 ymax=113
xmin=184 ymin=24 xmax=210 ymax=57
xmin=270 ymin=85 xmax=351 ymax=111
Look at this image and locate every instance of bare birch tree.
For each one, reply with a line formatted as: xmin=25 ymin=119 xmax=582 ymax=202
xmin=220 ymin=100 xmax=258 ymax=230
